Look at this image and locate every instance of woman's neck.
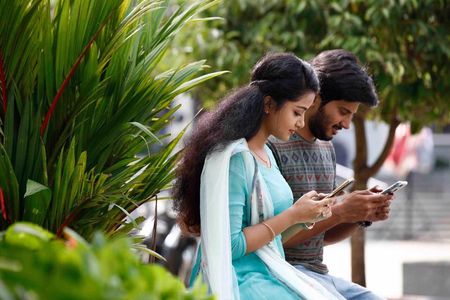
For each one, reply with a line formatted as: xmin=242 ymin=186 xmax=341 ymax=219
xmin=247 ymin=128 xmax=269 ymax=151
xmin=247 ymin=127 xmax=271 ymax=167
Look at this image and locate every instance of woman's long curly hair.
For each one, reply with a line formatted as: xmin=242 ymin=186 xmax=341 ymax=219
xmin=172 ymin=53 xmax=319 ymax=234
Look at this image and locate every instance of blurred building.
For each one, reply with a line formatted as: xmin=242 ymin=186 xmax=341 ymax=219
xmin=333 ymin=121 xmax=450 ymax=242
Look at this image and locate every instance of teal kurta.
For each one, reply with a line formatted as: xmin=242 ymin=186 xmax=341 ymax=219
xmin=229 ymin=146 xmax=299 ymax=299
xmin=191 ymin=146 xmax=300 ymax=299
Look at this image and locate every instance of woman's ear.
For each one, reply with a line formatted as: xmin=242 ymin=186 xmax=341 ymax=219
xmin=263 ymin=96 xmax=273 ymax=114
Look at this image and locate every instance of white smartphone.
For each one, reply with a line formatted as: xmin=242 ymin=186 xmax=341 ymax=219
xmin=325 ymin=178 xmax=355 ymax=198
xmin=381 ymin=181 xmax=408 ymax=194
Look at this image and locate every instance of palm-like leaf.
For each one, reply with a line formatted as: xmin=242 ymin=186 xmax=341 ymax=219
xmin=0 ymin=0 xmax=223 ymax=239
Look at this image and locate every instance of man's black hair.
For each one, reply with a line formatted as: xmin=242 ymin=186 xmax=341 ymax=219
xmin=311 ymin=49 xmax=379 ymax=107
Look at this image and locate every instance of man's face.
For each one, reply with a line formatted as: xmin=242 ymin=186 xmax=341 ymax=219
xmin=308 ymin=100 xmax=360 ymax=140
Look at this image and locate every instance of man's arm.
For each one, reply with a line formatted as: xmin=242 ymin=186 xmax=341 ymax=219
xmin=283 ymin=213 xmax=342 ymax=247
xmin=324 ymin=189 xmax=393 ymax=245
xmin=323 ymin=223 xmax=358 ymax=245
xmin=284 ymin=189 xmax=393 ymax=247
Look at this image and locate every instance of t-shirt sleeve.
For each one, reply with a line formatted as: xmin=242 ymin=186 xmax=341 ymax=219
xmin=331 ymin=145 xmax=337 ymax=189
xmin=228 ymin=153 xmax=249 ymax=260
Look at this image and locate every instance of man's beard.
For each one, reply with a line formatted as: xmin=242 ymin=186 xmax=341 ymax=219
xmin=308 ymin=107 xmax=335 ymax=141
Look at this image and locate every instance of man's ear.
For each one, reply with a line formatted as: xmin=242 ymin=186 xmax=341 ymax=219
xmin=312 ymin=94 xmax=322 ymax=108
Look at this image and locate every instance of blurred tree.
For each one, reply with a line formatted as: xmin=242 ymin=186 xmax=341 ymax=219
xmin=174 ymin=0 xmax=450 ymax=286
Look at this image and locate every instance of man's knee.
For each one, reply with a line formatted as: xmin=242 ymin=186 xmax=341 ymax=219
xmin=331 ymin=276 xmax=384 ymax=300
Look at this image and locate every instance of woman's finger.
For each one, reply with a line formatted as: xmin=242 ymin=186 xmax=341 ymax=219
xmin=317 ymin=196 xmax=335 ymax=206
xmin=316 ymin=193 xmax=327 ymax=200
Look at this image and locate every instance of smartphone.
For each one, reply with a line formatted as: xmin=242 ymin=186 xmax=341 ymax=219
xmin=325 ymin=178 xmax=355 ymax=198
xmin=381 ymin=181 xmax=408 ymax=194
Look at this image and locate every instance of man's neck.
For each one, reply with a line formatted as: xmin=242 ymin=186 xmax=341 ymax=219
xmin=296 ymin=126 xmax=316 ymax=143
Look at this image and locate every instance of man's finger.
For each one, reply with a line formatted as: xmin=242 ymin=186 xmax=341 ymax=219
xmin=369 ymin=185 xmax=383 ymax=193
xmin=367 ymin=193 xmax=393 ymax=203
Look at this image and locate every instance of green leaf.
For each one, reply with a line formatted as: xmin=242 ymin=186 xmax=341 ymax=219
xmin=129 ymin=121 xmax=162 ymax=145
xmin=0 ymin=144 xmax=20 ymax=222
xmin=171 ymin=70 xmax=230 ymax=95
xmin=4 ymin=222 xmax=54 ymax=249
xmin=23 ymin=180 xmax=52 ymax=225
xmin=132 ymin=244 xmax=167 ymax=262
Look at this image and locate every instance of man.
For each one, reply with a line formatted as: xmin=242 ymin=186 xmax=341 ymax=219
xmin=268 ymin=49 xmax=393 ymax=300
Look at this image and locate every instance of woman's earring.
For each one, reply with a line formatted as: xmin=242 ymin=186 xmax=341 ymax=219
xmin=265 ymin=110 xmax=269 ymax=114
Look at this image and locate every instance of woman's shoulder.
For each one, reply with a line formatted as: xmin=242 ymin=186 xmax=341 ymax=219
xmin=230 ymin=151 xmax=245 ymax=164
xmin=230 ymin=150 xmax=252 ymax=169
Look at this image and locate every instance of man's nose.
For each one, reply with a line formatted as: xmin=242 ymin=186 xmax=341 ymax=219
xmin=341 ymin=118 xmax=351 ymax=129
xmin=296 ymin=119 xmax=304 ymax=129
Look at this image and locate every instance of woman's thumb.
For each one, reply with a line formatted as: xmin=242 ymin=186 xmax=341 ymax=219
xmin=305 ymin=190 xmax=318 ymax=197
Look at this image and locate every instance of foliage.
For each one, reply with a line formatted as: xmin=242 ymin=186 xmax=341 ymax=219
xmin=0 ymin=222 xmax=213 ymax=300
xmin=0 ymin=0 xmax=225 ymax=238
xmin=175 ymin=0 xmax=450 ymax=129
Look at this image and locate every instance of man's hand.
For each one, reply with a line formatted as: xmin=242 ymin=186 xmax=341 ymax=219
xmin=370 ymin=185 xmax=393 ymax=221
xmin=332 ymin=188 xmax=393 ymax=223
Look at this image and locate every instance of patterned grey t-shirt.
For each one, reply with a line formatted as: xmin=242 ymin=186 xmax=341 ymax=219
xmin=268 ymin=134 xmax=336 ymax=274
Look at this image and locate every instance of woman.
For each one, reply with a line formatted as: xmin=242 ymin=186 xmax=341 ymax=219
xmin=173 ymin=53 xmax=338 ymax=299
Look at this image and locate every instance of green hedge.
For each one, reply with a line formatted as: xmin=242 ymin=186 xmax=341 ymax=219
xmin=0 ymin=223 xmax=213 ymax=300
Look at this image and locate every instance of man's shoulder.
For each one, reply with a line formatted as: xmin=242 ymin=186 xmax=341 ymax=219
xmin=267 ymin=135 xmax=286 ymax=147
xmin=268 ymin=135 xmax=334 ymax=150
xmin=268 ymin=135 xmax=307 ymax=149
xmin=315 ymin=139 xmax=334 ymax=148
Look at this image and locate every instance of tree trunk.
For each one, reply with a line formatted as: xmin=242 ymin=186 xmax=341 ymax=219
xmin=351 ymin=227 xmax=366 ymax=286
xmin=350 ymin=109 xmax=400 ymax=286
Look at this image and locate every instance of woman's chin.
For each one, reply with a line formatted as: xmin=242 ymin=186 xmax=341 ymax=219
xmin=274 ymin=134 xmax=290 ymax=142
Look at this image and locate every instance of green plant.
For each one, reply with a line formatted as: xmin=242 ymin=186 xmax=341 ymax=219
xmin=0 ymin=222 xmax=213 ymax=300
xmin=0 ymin=0 xmax=224 ymax=239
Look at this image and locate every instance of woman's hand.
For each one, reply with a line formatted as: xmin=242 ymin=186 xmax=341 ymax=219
xmin=287 ymin=190 xmax=335 ymax=224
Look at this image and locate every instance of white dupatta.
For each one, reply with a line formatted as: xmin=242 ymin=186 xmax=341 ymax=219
xmin=199 ymin=138 xmax=339 ymax=300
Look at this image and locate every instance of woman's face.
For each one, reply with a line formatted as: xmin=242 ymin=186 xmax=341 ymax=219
xmin=265 ymin=91 xmax=316 ymax=141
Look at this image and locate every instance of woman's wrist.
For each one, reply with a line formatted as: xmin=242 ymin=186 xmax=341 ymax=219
xmin=284 ymin=207 xmax=300 ymax=226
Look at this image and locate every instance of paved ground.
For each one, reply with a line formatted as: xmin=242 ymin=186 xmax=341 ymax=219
xmin=323 ymin=240 xmax=450 ymax=299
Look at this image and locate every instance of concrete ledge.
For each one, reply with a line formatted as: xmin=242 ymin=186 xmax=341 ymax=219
xmin=403 ymin=261 xmax=450 ymax=298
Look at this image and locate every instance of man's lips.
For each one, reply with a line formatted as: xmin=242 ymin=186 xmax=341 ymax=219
xmin=332 ymin=126 xmax=342 ymax=135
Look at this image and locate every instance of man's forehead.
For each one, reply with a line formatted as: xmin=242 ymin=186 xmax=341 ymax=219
xmin=327 ymin=99 xmax=360 ymax=112
xmin=340 ymin=100 xmax=360 ymax=108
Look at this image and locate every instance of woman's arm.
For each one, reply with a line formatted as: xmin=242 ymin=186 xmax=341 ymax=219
xmin=228 ymin=154 xmax=334 ymax=256
xmin=243 ymin=208 xmax=296 ymax=253
xmin=243 ymin=191 xmax=334 ymax=254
